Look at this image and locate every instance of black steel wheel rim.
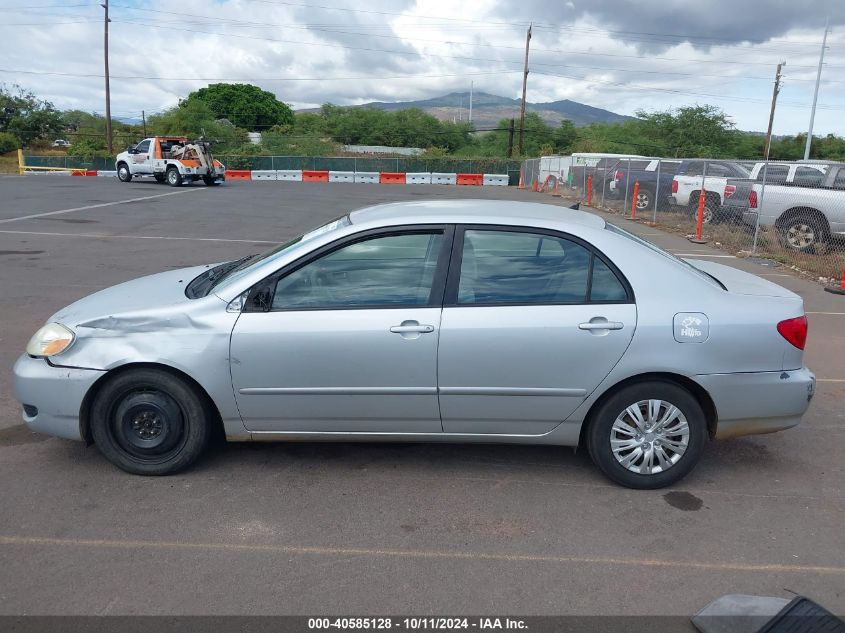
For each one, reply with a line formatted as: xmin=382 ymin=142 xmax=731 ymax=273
xmin=111 ymin=388 xmax=186 ymax=461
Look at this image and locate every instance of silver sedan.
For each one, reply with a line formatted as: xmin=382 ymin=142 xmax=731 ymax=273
xmin=13 ymin=200 xmax=815 ymax=488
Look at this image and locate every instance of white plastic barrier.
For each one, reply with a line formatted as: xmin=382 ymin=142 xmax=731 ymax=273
xmin=406 ymin=172 xmax=431 ymax=184
xmin=329 ymin=171 xmax=355 ymax=183
xmin=29 ymin=170 xmax=72 ymax=176
xmin=277 ymin=170 xmax=303 ymax=182
xmin=354 ymin=171 xmax=379 ymax=184
xmin=251 ymin=170 xmax=277 ymax=181
xmin=96 ymin=170 xmax=117 ymax=177
xmin=431 ymin=172 xmax=457 ymax=185
xmin=483 ymin=174 xmax=508 ymax=186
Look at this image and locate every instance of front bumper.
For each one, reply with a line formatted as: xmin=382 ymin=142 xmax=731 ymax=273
xmin=12 ymin=354 xmax=105 ymax=441
xmin=697 ymin=367 xmax=815 ymax=439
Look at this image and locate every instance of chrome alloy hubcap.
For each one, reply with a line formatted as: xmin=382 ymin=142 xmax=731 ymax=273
xmin=610 ymin=399 xmax=690 ymax=475
xmin=636 ymin=193 xmax=649 ymax=209
xmin=786 ymin=224 xmax=815 ymax=249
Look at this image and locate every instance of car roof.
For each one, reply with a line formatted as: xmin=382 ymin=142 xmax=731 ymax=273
xmin=348 ymin=199 xmax=606 ymax=230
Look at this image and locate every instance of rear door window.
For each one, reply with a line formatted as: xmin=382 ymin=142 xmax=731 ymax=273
xmin=793 ymin=166 xmax=826 ymax=187
xmin=757 ymin=165 xmax=789 ymax=184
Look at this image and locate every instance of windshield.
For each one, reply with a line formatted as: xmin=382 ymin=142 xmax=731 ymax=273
xmin=605 ymin=223 xmax=724 ymax=289
xmin=209 ymin=215 xmax=351 ymax=295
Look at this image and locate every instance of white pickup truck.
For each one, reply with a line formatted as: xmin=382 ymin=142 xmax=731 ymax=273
xmin=670 ymin=160 xmax=752 ymax=223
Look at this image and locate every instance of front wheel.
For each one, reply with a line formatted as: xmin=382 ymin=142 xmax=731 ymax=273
xmin=587 ymin=381 xmax=708 ymax=489
xmin=90 ymin=368 xmax=212 ymax=475
xmin=117 ymin=163 xmax=132 ymax=183
xmin=166 ymin=166 xmax=182 ymax=187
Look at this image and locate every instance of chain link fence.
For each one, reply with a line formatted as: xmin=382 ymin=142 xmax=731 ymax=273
xmin=24 ymin=155 xmax=522 ymax=183
xmin=521 ymin=155 xmax=845 ymax=286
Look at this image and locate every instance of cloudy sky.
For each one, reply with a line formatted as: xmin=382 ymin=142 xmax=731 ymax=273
xmin=1 ymin=0 xmax=844 ymax=134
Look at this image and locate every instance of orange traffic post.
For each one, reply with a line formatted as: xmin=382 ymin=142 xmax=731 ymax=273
xmin=627 ymin=180 xmax=640 ymax=220
xmin=586 ymin=174 xmax=593 ymax=206
xmin=517 ymin=168 xmax=525 ymax=189
xmin=825 ymin=260 xmax=845 ymax=295
xmin=689 ymin=188 xmax=708 ymax=244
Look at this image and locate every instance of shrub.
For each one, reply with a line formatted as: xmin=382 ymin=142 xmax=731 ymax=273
xmin=0 ymin=132 xmax=20 ymax=154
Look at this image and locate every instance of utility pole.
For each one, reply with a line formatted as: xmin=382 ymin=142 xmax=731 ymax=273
xmin=469 ymin=80 xmax=473 ymax=124
xmin=101 ymin=0 xmax=112 ymax=154
xmin=517 ymin=23 xmax=532 ymax=156
xmin=804 ymin=19 xmax=829 ymax=160
xmin=506 ymin=118 xmax=515 ymax=158
xmin=763 ymin=61 xmax=785 ymax=160
xmin=142 ymin=109 xmax=147 ymax=137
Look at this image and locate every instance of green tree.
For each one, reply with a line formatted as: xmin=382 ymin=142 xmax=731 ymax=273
xmin=0 ymin=84 xmax=63 ymax=146
xmin=186 ymin=83 xmax=294 ymax=131
xmin=147 ymin=99 xmax=249 ymax=152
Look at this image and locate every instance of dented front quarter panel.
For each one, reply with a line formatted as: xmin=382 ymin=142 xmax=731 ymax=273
xmin=47 ymin=269 xmax=248 ymax=439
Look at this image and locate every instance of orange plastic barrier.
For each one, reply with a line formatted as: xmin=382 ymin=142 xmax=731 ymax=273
xmin=379 ymin=172 xmax=406 ymax=184
xmin=302 ymin=170 xmax=329 ymax=182
xmin=456 ymin=173 xmax=483 ymax=186
xmin=225 ymin=169 xmax=251 ymax=180
xmin=71 ymin=170 xmax=97 ymax=177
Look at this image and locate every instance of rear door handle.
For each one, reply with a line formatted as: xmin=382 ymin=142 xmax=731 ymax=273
xmin=390 ymin=323 xmax=435 ymax=334
xmin=579 ymin=321 xmax=624 ymax=331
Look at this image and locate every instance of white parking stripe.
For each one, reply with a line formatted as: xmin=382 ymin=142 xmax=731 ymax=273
xmin=0 ymin=189 xmax=203 ymax=224
xmin=806 ymin=312 xmax=845 ymax=316
xmin=672 ymin=253 xmax=737 ymax=258
xmin=0 ymin=229 xmax=276 ymax=244
xmin=817 ymin=379 xmax=845 ymax=383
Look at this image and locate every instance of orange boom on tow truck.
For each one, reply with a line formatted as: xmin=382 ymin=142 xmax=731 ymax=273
xmin=115 ymin=137 xmax=226 ymax=186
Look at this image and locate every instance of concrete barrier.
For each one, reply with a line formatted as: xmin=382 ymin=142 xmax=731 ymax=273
xmin=431 ymin=173 xmax=457 ymax=185
xmin=97 ymin=170 xmax=117 ymax=177
xmin=225 ymin=169 xmax=252 ymax=180
xmin=329 ymin=171 xmax=355 ymax=183
xmin=380 ymin=172 xmax=406 ymax=184
xmin=277 ymin=170 xmax=302 ymax=182
xmin=251 ymin=170 xmax=277 ymax=181
xmin=406 ymin=172 xmax=431 ymax=184
xmin=302 ymin=170 xmax=329 ymax=182
xmin=354 ymin=172 xmax=380 ymax=184
xmin=483 ymin=174 xmax=509 ymax=186
xmin=457 ymin=173 xmax=483 ymax=186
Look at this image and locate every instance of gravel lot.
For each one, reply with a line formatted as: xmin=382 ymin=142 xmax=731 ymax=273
xmin=0 ymin=176 xmax=843 ymax=616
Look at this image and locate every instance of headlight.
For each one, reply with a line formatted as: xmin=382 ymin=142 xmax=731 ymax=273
xmin=26 ymin=323 xmax=75 ymax=357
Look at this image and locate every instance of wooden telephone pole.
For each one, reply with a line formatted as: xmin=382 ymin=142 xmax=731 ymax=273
xmin=763 ymin=61 xmax=784 ymax=160
xmin=517 ymin=23 xmax=532 ymax=156
xmin=102 ymin=0 xmax=112 ymax=154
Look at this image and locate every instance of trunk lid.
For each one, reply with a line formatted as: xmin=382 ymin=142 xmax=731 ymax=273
xmin=684 ymin=259 xmax=800 ymax=299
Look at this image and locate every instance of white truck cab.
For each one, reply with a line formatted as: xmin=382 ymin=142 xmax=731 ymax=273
xmin=115 ymin=137 xmax=225 ymax=186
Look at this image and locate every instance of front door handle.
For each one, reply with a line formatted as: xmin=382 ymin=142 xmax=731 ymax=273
xmin=579 ymin=320 xmax=624 ymax=331
xmin=390 ymin=323 xmax=435 ymax=334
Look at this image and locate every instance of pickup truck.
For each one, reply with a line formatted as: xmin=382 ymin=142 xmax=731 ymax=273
xmin=670 ymin=160 xmax=751 ymax=223
xmin=721 ymin=162 xmax=842 ymax=253
xmin=607 ymin=158 xmax=681 ymax=211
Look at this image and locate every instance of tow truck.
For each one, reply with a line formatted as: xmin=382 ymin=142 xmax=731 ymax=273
xmin=115 ymin=137 xmax=225 ymax=186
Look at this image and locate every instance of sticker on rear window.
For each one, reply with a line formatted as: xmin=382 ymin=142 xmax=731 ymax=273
xmin=674 ymin=313 xmax=709 ymax=343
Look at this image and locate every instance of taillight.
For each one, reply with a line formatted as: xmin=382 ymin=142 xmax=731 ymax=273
xmin=777 ymin=316 xmax=808 ymax=350
xmin=749 ymin=190 xmax=758 ymax=208
xmin=615 ymin=170 xmax=623 ymax=181
xmin=724 ymin=184 xmax=736 ymax=199
xmin=671 ymin=179 xmax=678 ymax=193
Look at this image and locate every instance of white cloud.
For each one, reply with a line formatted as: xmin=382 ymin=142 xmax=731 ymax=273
xmin=0 ymin=0 xmax=842 ymax=134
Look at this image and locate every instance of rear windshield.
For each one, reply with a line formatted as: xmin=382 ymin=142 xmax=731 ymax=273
xmin=604 ymin=223 xmax=725 ymax=289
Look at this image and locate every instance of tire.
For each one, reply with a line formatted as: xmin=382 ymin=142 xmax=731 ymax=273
xmin=154 ymin=173 xmax=166 ymax=184
xmin=90 ymin=368 xmax=212 ymax=475
xmin=166 ymin=166 xmax=182 ymax=187
xmin=117 ymin=163 xmax=132 ymax=183
xmin=587 ymin=381 xmax=708 ymax=489
xmin=635 ymin=188 xmax=653 ymax=211
xmin=202 ymin=176 xmax=220 ymax=186
xmin=688 ymin=197 xmax=717 ymax=225
xmin=778 ymin=214 xmax=826 ymax=254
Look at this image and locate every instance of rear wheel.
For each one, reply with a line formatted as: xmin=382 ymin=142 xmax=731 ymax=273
xmin=778 ymin=214 xmax=826 ymax=253
xmin=117 ymin=163 xmax=132 ymax=183
xmin=635 ymin=188 xmax=653 ymax=211
xmin=166 ymin=166 xmax=182 ymax=187
xmin=587 ymin=381 xmax=708 ymax=489
xmin=90 ymin=368 xmax=212 ymax=475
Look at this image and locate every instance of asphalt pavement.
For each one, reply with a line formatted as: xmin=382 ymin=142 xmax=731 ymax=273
xmin=0 ymin=176 xmax=842 ymax=616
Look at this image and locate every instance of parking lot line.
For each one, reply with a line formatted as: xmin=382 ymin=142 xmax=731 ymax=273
xmin=0 ymin=534 xmax=841 ymax=575
xmin=0 ymin=189 xmax=203 ymax=225
xmin=817 ymin=379 xmax=845 ymax=383
xmin=672 ymin=253 xmax=737 ymax=258
xmin=807 ymin=312 xmax=845 ymax=315
xmin=0 ymin=229 xmax=276 ymax=244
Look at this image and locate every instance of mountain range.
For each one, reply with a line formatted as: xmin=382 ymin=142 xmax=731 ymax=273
xmin=299 ymin=91 xmax=632 ymax=128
